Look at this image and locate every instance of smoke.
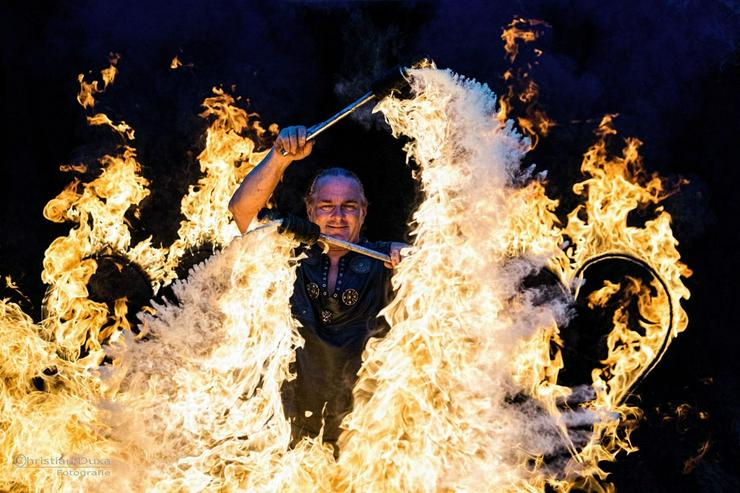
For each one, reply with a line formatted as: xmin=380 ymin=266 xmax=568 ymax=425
xmin=332 ymin=9 xmax=397 ymax=129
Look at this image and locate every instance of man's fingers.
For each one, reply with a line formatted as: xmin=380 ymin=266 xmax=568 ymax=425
xmin=388 ymin=243 xmax=410 ymax=268
xmin=288 ymin=127 xmax=298 ymax=154
xmin=385 ymin=248 xmax=401 ymax=270
xmin=274 ymin=126 xmax=312 ymax=159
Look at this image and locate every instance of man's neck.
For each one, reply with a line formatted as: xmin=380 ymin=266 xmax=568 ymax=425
xmin=325 ymin=235 xmax=361 ymax=264
xmin=326 ymin=248 xmax=349 ymax=265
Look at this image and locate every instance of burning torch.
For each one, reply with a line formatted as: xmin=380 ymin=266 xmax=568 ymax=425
xmin=279 ymin=56 xmax=432 ymax=156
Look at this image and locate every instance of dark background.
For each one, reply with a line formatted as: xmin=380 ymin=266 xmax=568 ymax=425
xmin=1 ymin=1 xmax=739 ymax=490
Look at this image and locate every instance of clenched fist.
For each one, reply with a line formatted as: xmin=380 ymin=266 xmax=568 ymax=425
xmin=274 ymin=125 xmax=314 ymax=162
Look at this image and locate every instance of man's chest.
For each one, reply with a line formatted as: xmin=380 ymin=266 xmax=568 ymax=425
xmin=301 ymin=253 xmax=375 ymax=306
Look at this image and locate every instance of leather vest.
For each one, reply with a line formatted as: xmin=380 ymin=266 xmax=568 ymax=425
xmin=283 ymin=239 xmax=394 ymax=439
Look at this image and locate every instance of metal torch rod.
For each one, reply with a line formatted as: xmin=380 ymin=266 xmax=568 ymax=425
xmin=318 ymin=233 xmax=391 ymax=263
xmin=307 ymin=91 xmax=375 ymax=140
xmin=254 ymin=218 xmax=391 ymax=263
xmin=281 ymin=91 xmax=375 ymax=155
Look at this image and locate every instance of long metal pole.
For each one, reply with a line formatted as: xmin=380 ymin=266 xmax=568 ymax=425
xmin=307 ymin=91 xmax=375 ymax=140
xmin=317 ymin=233 xmax=391 ymax=263
xmin=280 ymin=91 xmax=375 ymax=156
xmin=251 ymin=220 xmax=391 ymax=263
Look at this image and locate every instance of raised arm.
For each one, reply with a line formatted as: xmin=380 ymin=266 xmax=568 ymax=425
xmin=228 ymin=126 xmax=314 ymax=233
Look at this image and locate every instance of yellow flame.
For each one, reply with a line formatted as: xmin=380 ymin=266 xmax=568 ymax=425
xmin=41 ymin=146 xmax=160 ymax=362
xmin=540 ymin=114 xmax=690 ymax=490
xmin=501 ymin=18 xmax=548 ymax=63
xmin=497 ymin=19 xmax=555 ymax=149
xmin=0 ymin=57 xmax=689 ymax=491
xmin=5 ymin=275 xmax=19 ymax=290
xmin=59 ymin=163 xmax=89 ymax=173
xmin=163 ymin=87 xmax=272 ymax=276
xmin=77 ymin=53 xmax=120 ymax=109
xmin=86 ymin=113 xmax=136 ymax=140
xmin=0 ymin=61 xmax=288 ymax=492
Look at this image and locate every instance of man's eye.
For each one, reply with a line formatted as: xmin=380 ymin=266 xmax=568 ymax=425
xmin=320 ymin=205 xmax=333 ymax=211
xmin=343 ymin=205 xmax=357 ymax=211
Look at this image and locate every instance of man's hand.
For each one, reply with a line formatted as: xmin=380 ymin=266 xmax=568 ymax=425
xmin=274 ymin=125 xmax=314 ymax=163
xmin=228 ymin=125 xmax=314 ymax=234
xmin=384 ymin=242 xmax=409 ymax=270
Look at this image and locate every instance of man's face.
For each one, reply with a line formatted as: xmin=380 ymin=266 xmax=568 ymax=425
xmin=306 ymin=176 xmax=367 ymax=245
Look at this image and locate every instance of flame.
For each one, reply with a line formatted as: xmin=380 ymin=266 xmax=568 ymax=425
xmin=41 ymin=145 xmax=159 ymax=362
xmin=0 ymin=50 xmax=689 ymax=491
xmin=536 ymin=114 xmax=690 ymax=490
xmin=497 ymin=19 xmax=555 ymax=149
xmin=334 ymin=67 xmax=573 ymax=491
xmin=340 ymin=69 xmax=689 ymax=491
xmin=59 ymin=163 xmax=89 ymax=173
xmin=682 ymin=441 xmax=710 ymax=474
xmin=0 ymin=57 xmax=292 ymax=491
xmin=86 ymin=113 xmax=136 ymax=140
xmin=170 ymin=55 xmax=193 ymax=69
xmin=501 ymin=18 xmax=548 ymax=63
xmin=562 ymin=115 xmax=691 ymax=395
xmin=163 ymin=87 xmax=272 ymax=276
xmin=77 ymin=53 xmax=120 ymax=109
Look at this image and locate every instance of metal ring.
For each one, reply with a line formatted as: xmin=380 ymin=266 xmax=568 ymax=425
xmin=572 ymin=253 xmax=676 ymax=404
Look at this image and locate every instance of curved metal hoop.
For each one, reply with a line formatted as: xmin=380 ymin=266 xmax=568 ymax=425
xmin=571 ymin=253 xmax=676 ymax=404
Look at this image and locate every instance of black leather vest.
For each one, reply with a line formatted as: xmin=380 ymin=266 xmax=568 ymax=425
xmin=283 ymin=239 xmax=394 ymax=439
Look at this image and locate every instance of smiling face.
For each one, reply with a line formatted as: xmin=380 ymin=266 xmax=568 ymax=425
xmin=306 ymin=175 xmax=367 ymax=245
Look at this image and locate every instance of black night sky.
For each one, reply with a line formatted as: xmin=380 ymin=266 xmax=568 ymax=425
xmin=1 ymin=1 xmax=739 ymax=491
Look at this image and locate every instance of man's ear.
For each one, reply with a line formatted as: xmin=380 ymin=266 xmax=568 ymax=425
xmin=306 ymin=203 xmax=314 ymax=222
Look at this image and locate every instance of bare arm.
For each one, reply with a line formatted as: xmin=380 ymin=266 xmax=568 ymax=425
xmin=228 ymin=126 xmax=314 ymax=233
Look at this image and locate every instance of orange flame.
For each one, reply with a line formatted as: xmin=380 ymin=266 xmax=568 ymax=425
xmin=0 ymin=51 xmax=690 ymax=492
xmin=77 ymin=53 xmax=120 ymax=109
xmin=497 ymin=19 xmax=554 ymax=149
xmin=501 ymin=18 xmax=548 ymax=63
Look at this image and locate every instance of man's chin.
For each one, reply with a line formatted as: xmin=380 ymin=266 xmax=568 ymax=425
xmin=323 ymin=230 xmax=351 ymax=242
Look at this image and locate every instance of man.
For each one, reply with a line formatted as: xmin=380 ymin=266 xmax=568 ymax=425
xmin=228 ymin=125 xmax=406 ymax=451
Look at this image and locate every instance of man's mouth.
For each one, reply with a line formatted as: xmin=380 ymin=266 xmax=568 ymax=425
xmin=324 ymin=225 xmax=350 ymax=240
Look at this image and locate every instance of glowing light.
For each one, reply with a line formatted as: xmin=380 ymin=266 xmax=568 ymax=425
xmin=0 ymin=52 xmax=689 ymax=492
